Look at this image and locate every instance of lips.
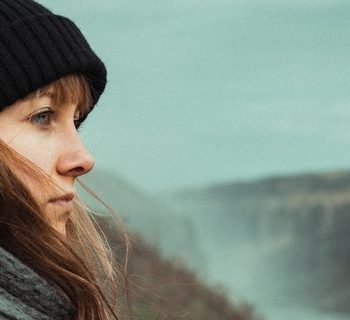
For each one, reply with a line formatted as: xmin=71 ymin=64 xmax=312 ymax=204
xmin=48 ymin=192 xmax=76 ymax=211
xmin=49 ymin=192 xmax=76 ymax=203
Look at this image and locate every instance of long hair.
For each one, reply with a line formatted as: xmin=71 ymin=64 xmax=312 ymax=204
xmin=0 ymin=74 xmax=129 ymax=320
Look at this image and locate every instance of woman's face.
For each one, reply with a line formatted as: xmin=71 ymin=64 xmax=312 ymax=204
xmin=0 ymin=93 xmax=95 ymax=235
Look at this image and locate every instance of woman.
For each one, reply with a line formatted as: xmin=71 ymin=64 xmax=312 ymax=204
xmin=0 ymin=1 xmax=127 ymax=319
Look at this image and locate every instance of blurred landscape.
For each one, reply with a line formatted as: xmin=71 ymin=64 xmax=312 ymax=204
xmin=82 ymin=171 xmax=260 ymax=319
xmin=162 ymin=171 xmax=350 ymax=319
xmin=81 ymin=169 xmax=350 ymax=320
xmin=96 ymin=216 xmax=259 ymax=320
xmin=43 ymin=0 xmax=350 ymax=318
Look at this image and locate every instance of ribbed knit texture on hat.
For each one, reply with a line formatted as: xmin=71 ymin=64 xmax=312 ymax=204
xmin=0 ymin=0 xmax=107 ymax=111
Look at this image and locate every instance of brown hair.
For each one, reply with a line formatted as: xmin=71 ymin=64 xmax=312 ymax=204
xmin=0 ymin=74 xmax=129 ymax=319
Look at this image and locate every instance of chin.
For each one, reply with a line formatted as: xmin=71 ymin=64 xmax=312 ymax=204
xmin=49 ymin=213 xmax=69 ymax=236
xmin=53 ymin=222 xmax=67 ymax=236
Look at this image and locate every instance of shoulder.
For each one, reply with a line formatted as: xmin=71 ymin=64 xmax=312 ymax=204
xmin=0 ymin=286 xmax=48 ymax=319
xmin=0 ymin=246 xmax=74 ymax=320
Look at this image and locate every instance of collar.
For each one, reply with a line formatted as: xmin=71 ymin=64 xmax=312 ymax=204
xmin=0 ymin=246 xmax=74 ymax=319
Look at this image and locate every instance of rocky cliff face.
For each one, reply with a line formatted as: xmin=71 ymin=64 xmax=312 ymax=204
xmin=164 ymin=171 xmax=350 ymax=312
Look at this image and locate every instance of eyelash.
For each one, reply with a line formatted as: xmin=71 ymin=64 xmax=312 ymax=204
xmin=29 ymin=109 xmax=82 ymax=131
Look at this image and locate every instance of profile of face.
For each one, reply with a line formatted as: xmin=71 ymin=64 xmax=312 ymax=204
xmin=0 ymin=88 xmax=95 ymax=235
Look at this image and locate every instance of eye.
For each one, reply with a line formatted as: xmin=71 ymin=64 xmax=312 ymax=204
xmin=29 ymin=108 xmax=54 ymax=128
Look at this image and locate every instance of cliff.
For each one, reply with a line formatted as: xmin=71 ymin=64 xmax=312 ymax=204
xmin=164 ymin=171 xmax=350 ymax=313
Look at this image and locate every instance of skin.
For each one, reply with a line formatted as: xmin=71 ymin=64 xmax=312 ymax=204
xmin=0 ymin=93 xmax=95 ymax=235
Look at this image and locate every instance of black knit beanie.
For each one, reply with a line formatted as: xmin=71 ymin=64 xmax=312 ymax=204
xmin=0 ymin=0 xmax=107 ymax=114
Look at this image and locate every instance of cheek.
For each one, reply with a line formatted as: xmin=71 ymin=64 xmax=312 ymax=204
xmin=16 ymin=144 xmax=54 ymax=174
xmin=1 ymin=131 xmax=59 ymax=205
xmin=0 ymin=129 xmax=56 ymax=176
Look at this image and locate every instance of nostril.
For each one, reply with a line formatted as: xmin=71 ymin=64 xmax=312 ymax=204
xmin=71 ymin=163 xmax=93 ymax=176
xmin=73 ymin=166 xmax=85 ymax=174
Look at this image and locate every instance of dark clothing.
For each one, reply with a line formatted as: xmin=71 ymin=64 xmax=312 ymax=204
xmin=0 ymin=246 xmax=74 ymax=319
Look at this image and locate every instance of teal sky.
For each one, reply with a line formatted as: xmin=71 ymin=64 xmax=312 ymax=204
xmin=40 ymin=0 xmax=350 ymax=193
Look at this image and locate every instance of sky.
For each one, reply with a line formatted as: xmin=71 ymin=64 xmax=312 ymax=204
xmin=40 ymin=0 xmax=350 ymax=193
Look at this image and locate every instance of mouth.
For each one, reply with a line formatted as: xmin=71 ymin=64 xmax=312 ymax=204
xmin=49 ymin=192 xmax=76 ymax=203
xmin=48 ymin=193 xmax=76 ymax=211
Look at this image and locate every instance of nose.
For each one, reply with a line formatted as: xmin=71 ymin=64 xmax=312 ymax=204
xmin=56 ymin=131 xmax=95 ymax=178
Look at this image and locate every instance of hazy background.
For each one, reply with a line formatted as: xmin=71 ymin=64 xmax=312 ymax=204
xmin=40 ymin=1 xmax=350 ymax=319
xmin=41 ymin=0 xmax=350 ymax=194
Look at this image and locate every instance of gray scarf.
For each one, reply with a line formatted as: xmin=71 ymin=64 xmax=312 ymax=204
xmin=0 ymin=246 xmax=74 ymax=319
